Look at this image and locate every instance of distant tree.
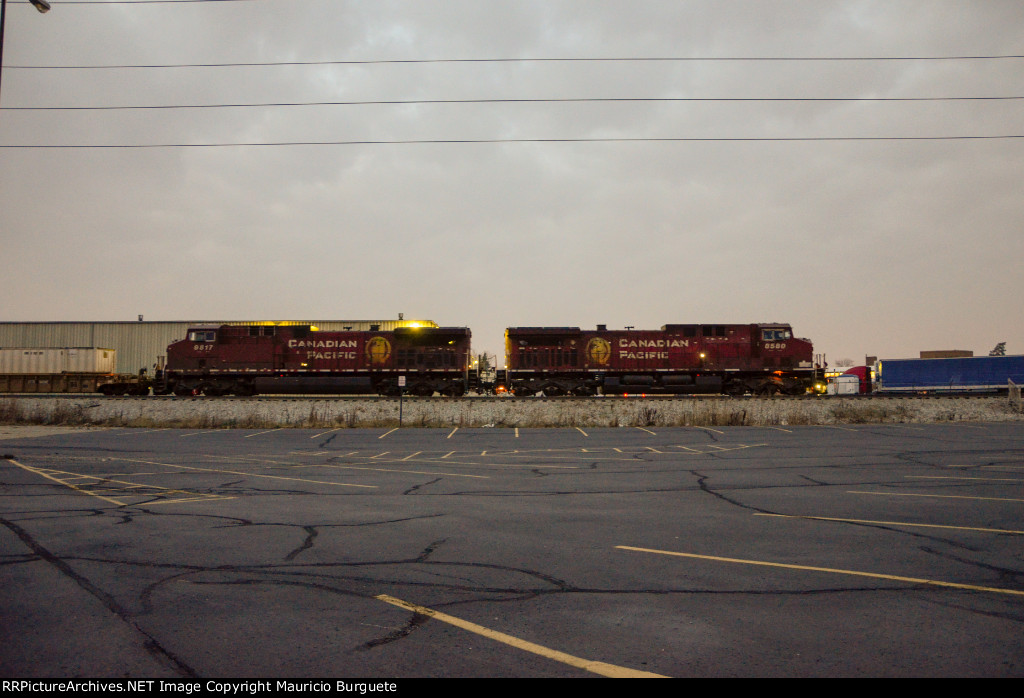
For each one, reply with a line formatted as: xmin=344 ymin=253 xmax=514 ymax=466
xmin=835 ymin=357 xmax=855 ymax=367
xmin=476 ymin=353 xmax=492 ymax=373
xmin=989 ymin=342 xmax=1007 ymax=356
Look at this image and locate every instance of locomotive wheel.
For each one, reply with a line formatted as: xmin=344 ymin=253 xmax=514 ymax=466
xmin=725 ymin=381 xmax=748 ymax=396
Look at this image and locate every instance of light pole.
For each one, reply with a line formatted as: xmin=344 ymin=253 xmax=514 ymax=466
xmin=0 ymin=0 xmax=51 ymax=107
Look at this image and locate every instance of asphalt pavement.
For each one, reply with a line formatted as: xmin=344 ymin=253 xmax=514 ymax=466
xmin=1 ymin=423 xmax=1022 ymax=677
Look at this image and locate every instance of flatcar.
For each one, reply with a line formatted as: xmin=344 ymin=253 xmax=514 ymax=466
xmin=158 ymin=324 xmax=472 ymax=396
xmin=505 ymin=323 xmax=816 ymax=396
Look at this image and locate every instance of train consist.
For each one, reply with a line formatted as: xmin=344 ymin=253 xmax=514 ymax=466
xmin=504 ymin=323 xmax=815 ymax=396
xmin=2 ymin=321 xmax=823 ymax=397
xmin=153 ymin=323 xmax=473 ymax=397
xmin=7 ymin=321 xmax=1020 ymax=398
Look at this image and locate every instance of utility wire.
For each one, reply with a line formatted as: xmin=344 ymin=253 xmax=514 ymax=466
xmin=3 ymin=96 xmax=1022 ymax=110
xmin=23 ymin=1 xmax=259 ymax=4
xmin=8 ymin=55 xmax=1024 ymax=70
xmin=3 ymin=135 xmax=1022 ymax=149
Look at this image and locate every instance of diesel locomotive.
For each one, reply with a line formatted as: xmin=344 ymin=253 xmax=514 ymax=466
xmin=504 ymin=323 xmax=815 ymax=396
xmin=155 ymin=323 xmax=472 ymax=396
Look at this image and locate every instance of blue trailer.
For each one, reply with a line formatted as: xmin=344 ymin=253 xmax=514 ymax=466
xmin=876 ymin=355 xmax=1024 ymax=393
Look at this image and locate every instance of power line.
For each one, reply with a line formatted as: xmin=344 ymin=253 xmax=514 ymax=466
xmin=7 ymin=55 xmax=1024 ymax=70
xmin=4 ymin=95 xmax=1023 ymax=111
xmin=3 ymin=135 xmax=1022 ymax=149
xmin=23 ymin=0 xmax=259 ymax=3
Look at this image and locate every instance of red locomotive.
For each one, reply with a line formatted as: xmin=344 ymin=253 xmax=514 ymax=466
xmin=505 ymin=323 xmax=815 ymax=396
xmin=161 ymin=324 xmax=472 ymax=396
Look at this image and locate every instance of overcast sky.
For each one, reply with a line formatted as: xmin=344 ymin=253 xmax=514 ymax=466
xmin=2 ymin=0 xmax=1021 ymax=366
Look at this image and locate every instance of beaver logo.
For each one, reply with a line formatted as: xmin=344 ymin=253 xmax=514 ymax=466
xmin=365 ymin=336 xmax=392 ymax=366
xmin=585 ymin=337 xmax=611 ymax=366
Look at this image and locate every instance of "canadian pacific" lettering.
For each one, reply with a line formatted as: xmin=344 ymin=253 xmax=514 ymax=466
xmin=288 ymin=339 xmax=358 ymax=361
xmin=288 ymin=340 xmax=358 ymax=349
xmin=616 ymin=338 xmax=688 ymax=360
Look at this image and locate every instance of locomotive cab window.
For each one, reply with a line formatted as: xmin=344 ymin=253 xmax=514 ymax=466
xmin=188 ymin=330 xmax=216 ymax=342
xmin=761 ymin=329 xmax=792 ymax=341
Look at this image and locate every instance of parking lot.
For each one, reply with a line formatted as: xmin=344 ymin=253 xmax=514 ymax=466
xmin=2 ymin=423 xmax=1022 ymax=677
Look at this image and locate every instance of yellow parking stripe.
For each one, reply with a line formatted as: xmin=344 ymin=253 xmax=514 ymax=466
xmin=110 ymin=458 xmax=376 ymax=489
xmin=754 ymin=513 xmax=1024 ymax=535
xmin=616 ymin=546 xmax=1024 ymax=597
xmin=375 ymin=594 xmax=666 ymax=678
xmin=245 ymin=428 xmax=284 ymax=438
xmin=5 ymin=459 xmax=231 ymax=506
xmin=304 ymin=464 xmax=488 ymax=479
xmin=848 ymin=491 xmax=1024 ymax=503
xmin=906 ymin=475 xmax=1024 ymax=483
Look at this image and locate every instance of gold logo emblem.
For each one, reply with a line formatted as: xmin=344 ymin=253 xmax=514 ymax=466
xmin=365 ymin=336 xmax=392 ymax=366
xmin=586 ymin=337 xmax=611 ymax=366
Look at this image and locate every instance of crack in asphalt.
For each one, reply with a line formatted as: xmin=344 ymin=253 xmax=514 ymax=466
xmin=284 ymin=525 xmax=319 ymax=561
xmin=0 ymin=516 xmax=199 ymax=677
xmin=404 ymin=478 xmax=442 ymax=496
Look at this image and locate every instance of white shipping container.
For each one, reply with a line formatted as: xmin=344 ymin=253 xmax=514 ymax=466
xmin=0 ymin=347 xmax=117 ymax=374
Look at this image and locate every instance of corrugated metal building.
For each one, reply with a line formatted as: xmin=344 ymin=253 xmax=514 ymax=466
xmin=0 ymin=319 xmax=438 ymax=374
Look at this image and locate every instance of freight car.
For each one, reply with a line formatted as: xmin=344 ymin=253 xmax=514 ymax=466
xmin=0 ymin=347 xmax=144 ymax=394
xmin=875 ymin=355 xmax=1024 ymax=393
xmin=152 ymin=324 xmax=472 ymax=396
xmin=504 ymin=323 xmax=816 ymax=396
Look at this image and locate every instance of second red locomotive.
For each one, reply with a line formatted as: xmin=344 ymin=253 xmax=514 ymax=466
xmin=161 ymin=324 xmax=472 ymax=396
xmin=505 ymin=323 xmax=815 ymax=396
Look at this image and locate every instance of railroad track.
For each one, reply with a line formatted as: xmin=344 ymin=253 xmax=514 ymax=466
xmin=0 ymin=393 xmax=1008 ymax=402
